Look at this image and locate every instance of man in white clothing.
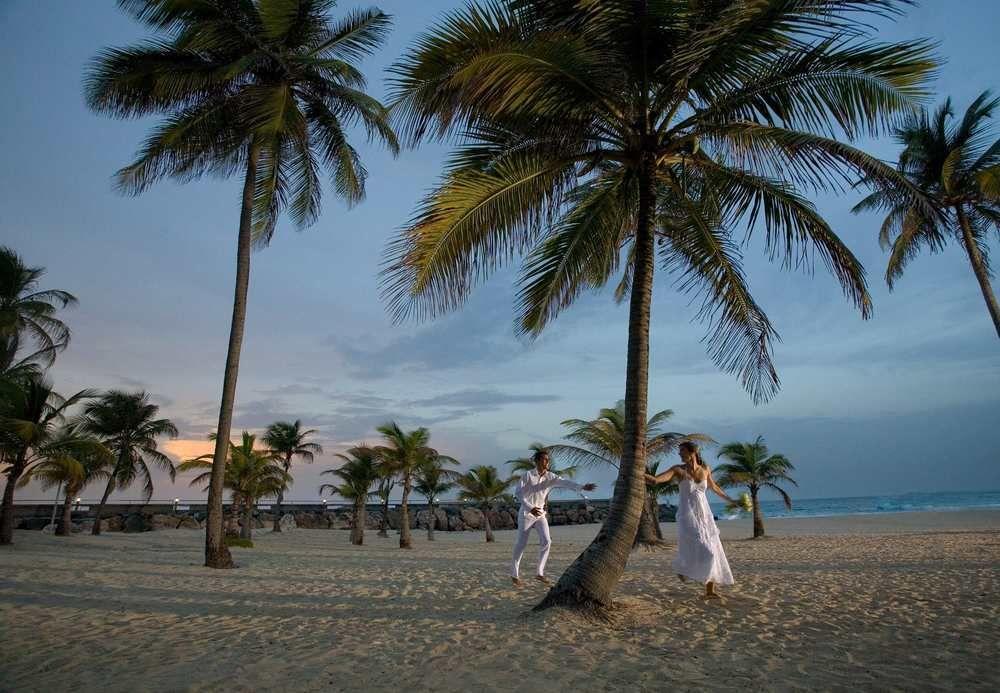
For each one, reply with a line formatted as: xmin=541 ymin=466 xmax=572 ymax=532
xmin=511 ymin=449 xmax=595 ymax=586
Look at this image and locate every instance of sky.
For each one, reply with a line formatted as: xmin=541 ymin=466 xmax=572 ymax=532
xmin=2 ymin=1 xmax=998 ymax=504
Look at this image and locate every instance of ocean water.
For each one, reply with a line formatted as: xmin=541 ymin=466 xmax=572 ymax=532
xmin=708 ymin=490 xmax=1000 ymax=520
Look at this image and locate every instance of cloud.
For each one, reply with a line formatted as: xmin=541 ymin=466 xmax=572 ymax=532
xmin=407 ymin=388 xmax=560 ymax=410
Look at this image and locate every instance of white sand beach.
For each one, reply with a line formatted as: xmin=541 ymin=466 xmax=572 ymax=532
xmin=2 ymin=510 xmax=999 ymax=692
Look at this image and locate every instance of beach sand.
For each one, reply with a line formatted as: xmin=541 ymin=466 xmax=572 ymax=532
xmin=2 ymin=510 xmax=998 ymax=692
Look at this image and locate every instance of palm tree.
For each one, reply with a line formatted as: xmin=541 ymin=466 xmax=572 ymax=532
xmin=86 ymin=0 xmax=398 ymax=569
xmin=77 ymin=391 xmax=178 ymax=535
xmin=263 ymin=420 xmax=323 ymax=533
xmin=455 ymin=465 xmax=514 ymax=543
xmin=180 ymin=431 xmax=290 ymax=542
xmin=0 ymin=375 xmax=95 ymax=544
xmin=374 ymin=472 xmax=395 ymax=538
xmin=0 ymin=246 xmax=77 ymax=372
xmin=18 ymin=429 xmax=113 ymax=536
xmin=375 ymin=422 xmax=444 ymax=549
xmin=715 ymin=436 xmax=796 ymax=538
xmin=413 ymin=454 xmax=459 ymax=541
xmin=853 ymin=91 xmax=1000 ymax=337
xmin=384 ymin=0 xmax=935 ymax=610
xmin=551 ymin=401 xmax=710 ymax=547
xmin=319 ymin=445 xmax=381 ymax=545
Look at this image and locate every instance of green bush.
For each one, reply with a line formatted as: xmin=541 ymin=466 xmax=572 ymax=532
xmin=224 ymin=536 xmax=253 ymax=548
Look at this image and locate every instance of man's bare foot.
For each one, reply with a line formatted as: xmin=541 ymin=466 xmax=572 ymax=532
xmin=511 ymin=577 xmax=523 ymax=587
xmin=703 ymin=591 xmax=722 ymax=600
xmin=534 ymin=575 xmax=553 ymax=586
xmin=677 ymin=573 xmax=688 ymax=583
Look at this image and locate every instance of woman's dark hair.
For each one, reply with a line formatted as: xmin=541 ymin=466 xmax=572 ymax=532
xmin=678 ymin=441 xmax=707 ymax=467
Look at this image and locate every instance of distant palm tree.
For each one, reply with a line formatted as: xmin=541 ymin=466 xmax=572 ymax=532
xmin=854 ymin=91 xmax=1000 ymax=337
xmin=0 ymin=246 xmax=76 ymax=373
xmin=320 ymin=446 xmax=381 ymax=546
xmin=455 ymin=465 xmax=514 ymax=543
xmin=375 ymin=423 xmax=443 ymax=549
xmin=550 ymin=402 xmax=710 ymax=547
xmin=0 ymin=375 xmax=95 ymax=544
xmin=374 ymin=472 xmax=395 ymax=538
xmin=414 ymin=454 xmax=459 ymax=541
xmin=86 ymin=0 xmax=398 ymax=569
xmin=263 ymin=420 xmax=323 ymax=533
xmin=715 ymin=436 xmax=796 ymax=538
xmin=18 ymin=428 xmax=113 ymax=536
xmin=78 ymin=390 xmax=178 ymax=536
xmin=384 ymin=0 xmax=933 ymax=610
xmin=180 ymin=431 xmax=289 ymax=542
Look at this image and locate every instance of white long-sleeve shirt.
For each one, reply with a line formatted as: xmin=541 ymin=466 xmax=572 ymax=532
xmin=514 ymin=470 xmax=585 ymax=515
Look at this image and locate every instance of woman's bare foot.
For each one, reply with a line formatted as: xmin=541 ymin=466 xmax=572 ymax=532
xmin=704 ymin=582 xmax=721 ymax=599
xmin=702 ymin=592 xmax=722 ymax=600
xmin=511 ymin=577 xmax=523 ymax=587
xmin=534 ymin=575 xmax=553 ymax=586
xmin=677 ymin=574 xmax=688 ymax=583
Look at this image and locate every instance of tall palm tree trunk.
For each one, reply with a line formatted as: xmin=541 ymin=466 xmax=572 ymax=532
xmin=273 ymin=456 xmax=291 ymax=533
xmin=0 ymin=455 xmax=26 ymax=544
xmin=426 ymin=502 xmax=435 ymax=541
xmin=57 ymin=484 xmax=78 ymax=537
xmin=399 ymin=477 xmax=412 ymax=549
xmin=536 ymin=157 xmax=656 ymax=611
xmin=751 ymin=487 xmax=764 ymax=538
xmin=205 ymin=144 xmax=259 ymax=569
xmin=351 ymin=499 xmax=365 ymax=546
xmin=379 ymin=494 xmax=389 ymax=537
xmin=484 ymin=508 xmax=494 ymax=543
xmin=240 ymin=500 xmax=253 ymax=541
xmin=957 ymin=206 xmax=1000 ymax=338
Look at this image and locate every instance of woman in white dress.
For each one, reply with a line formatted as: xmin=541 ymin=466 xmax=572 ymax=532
xmin=646 ymin=441 xmax=737 ymax=599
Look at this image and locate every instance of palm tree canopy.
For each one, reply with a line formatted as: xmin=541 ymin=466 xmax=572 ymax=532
xmin=0 ymin=375 xmax=96 ymax=470
xmin=383 ymin=0 xmax=937 ymax=403
xmin=549 ymin=400 xmax=712 ymax=470
xmin=374 ymin=422 xmax=441 ymax=480
xmin=0 ymin=246 xmax=77 ymax=370
xmin=17 ymin=428 xmax=114 ymax=492
xmin=645 ymin=459 xmax=679 ymax=499
xmin=85 ymin=0 xmax=399 ymax=246
xmin=264 ymin=419 xmax=323 ymax=466
xmin=180 ymin=431 xmax=289 ymax=503
xmin=714 ymin=435 xmax=797 ymax=509
xmin=77 ymin=390 xmax=178 ymax=500
xmin=413 ymin=453 xmax=460 ymax=503
xmin=455 ymin=464 xmax=514 ymax=505
xmin=853 ymin=90 xmax=1000 ymax=286
xmin=320 ymin=445 xmax=382 ymax=501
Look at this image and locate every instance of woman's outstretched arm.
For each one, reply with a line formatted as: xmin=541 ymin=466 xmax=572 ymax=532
xmin=645 ymin=465 xmax=681 ymax=485
xmin=706 ymin=468 xmax=736 ymax=504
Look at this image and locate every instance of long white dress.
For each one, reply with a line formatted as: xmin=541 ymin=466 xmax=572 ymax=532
xmin=673 ymin=478 xmax=734 ymax=585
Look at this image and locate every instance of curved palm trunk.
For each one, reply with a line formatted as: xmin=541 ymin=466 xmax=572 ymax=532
xmin=57 ymin=483 xmax=79 ymax=537
xmin=91 ymin=471 xmax=118 ymax=536
xmin=378 ymin=494 xmax=389 ymax=537
xmin=205 ymin=143 xmax=259 ymax=569
xmin=426 ymin=502 xmax=435 ymax=541
xmin=399 ymin=476 xmax=413 ymax=549
xmin=634 ymin=490 xmax=664 ymax=548
xmin=957 ymin=206 xmax=1000 ymax=338
xmin=273 ymin=457 xmax=291 ymax=533
xmin=536 ymin=157 xmax=656 ymax=611
xmin=0 ymin=455 xmax=26 ymax=545
xmin=484 ymin=508 xmax=494 ymax=543
xmin=751 ymin=487 xmax=764 ymax=538
xmin=351 ymin=498 xmax=365 ymax=546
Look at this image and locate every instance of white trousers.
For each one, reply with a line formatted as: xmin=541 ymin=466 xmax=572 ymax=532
xmin=510 ymin=510 xmax=551 ymax=578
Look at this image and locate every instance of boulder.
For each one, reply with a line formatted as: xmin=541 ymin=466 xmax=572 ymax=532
xmin=104 ymin=515 xmax=123 ymax=532
xmin=21 ymin=518 xmax=51 ymax=531
xmin=460 ymin=507 xmax=484 ymax=530
xmin=333 ymin=513 xmax=353 ymax=530
xmin=500 ymin=510 xmax=515 ymax=528
xmin=177 ymin=516 xmax=200 ymax=529
xmin=42 ymin=523 xmax=57 ymax=534
xmin=447 ymin=514 xmax=465 ymax=531
xmin=151 ymin=514 xmax=178 ymax=530
xmin=278 ymin=513 xmax=297 ymax=531
xmin=294 ymin=512 xmax=319 ymax=529
xmin=123 ymin=513 xmax=151 ymax=533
